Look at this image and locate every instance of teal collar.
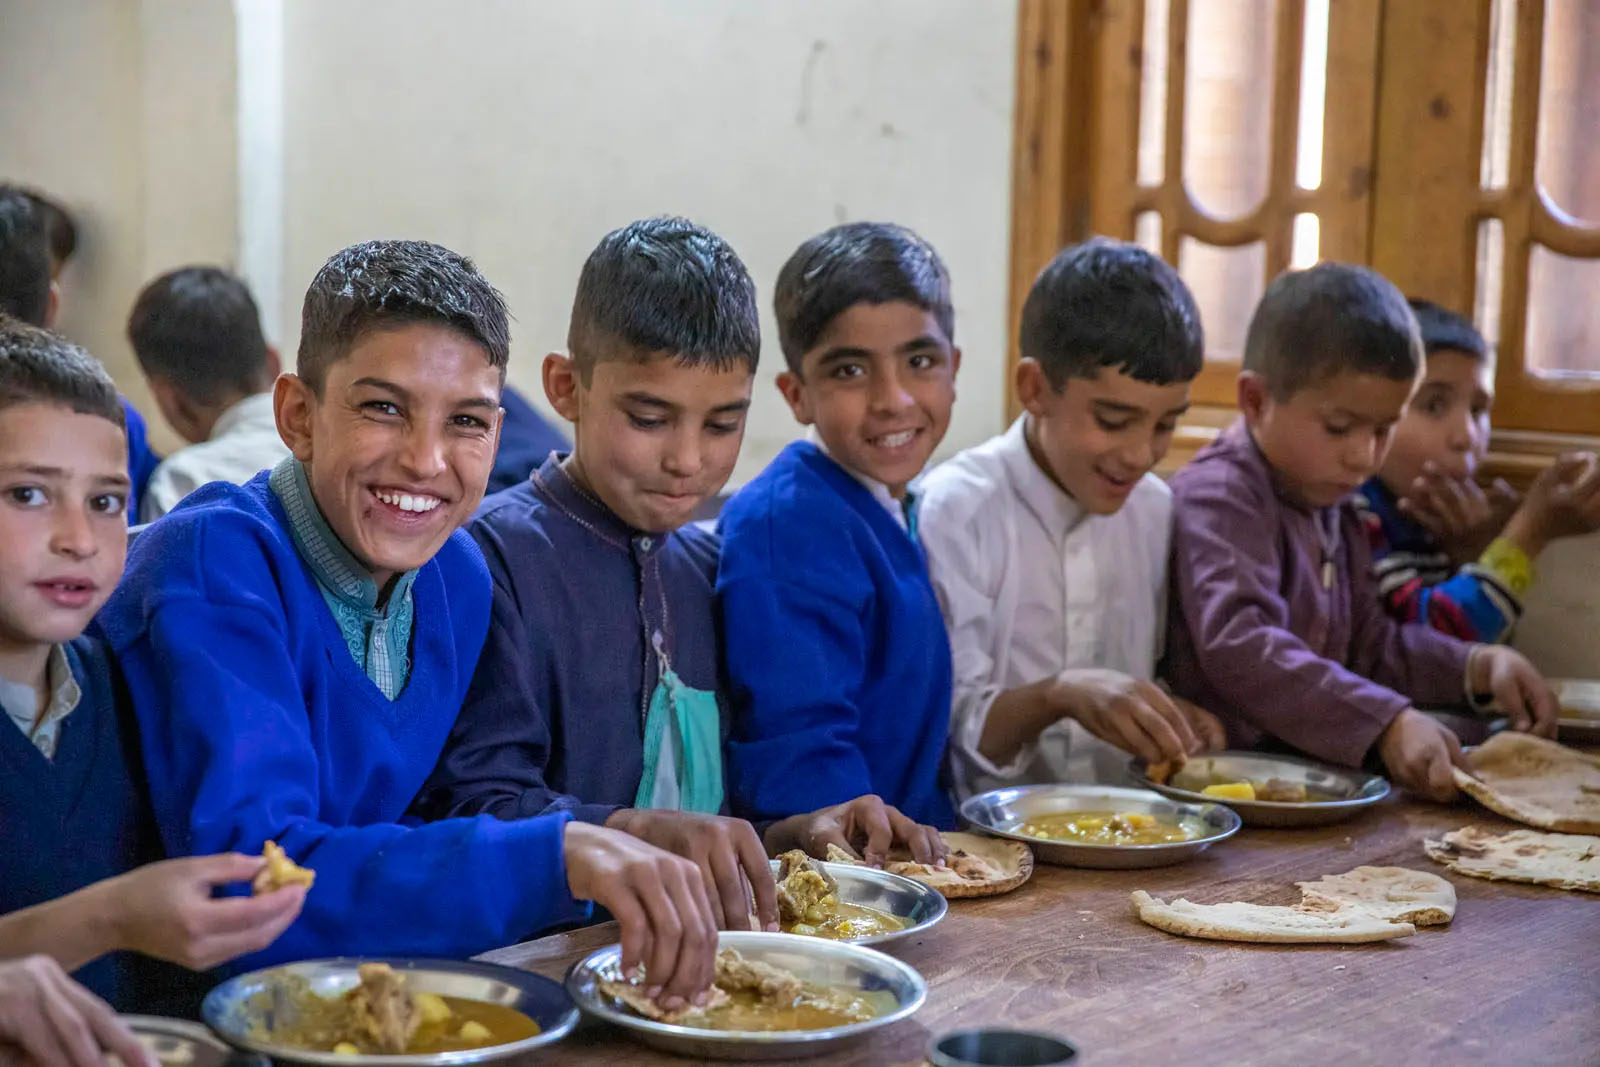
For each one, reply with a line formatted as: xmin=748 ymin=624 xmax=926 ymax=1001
xmin=268 ymin=458 xmax=418 ymax=613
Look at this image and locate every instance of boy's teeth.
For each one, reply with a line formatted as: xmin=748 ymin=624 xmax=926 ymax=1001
xmin=876 ymin=430 xmax=915 ymax=447
xmin=376 ymin=490 xmax=441 ymax=513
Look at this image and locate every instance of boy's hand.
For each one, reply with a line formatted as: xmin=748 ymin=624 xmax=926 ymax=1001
xmin=1400 ymin=464 xmax=1519 ymax=564
xmin=764 ymin=795 xmax=946 ymax=868
xmin=0 ymin=954 xmax=155 ymax=1067
xmin=1171 ymin=696 xmax=1229 ymax=753
xmin=605 ymin=810 xmax=779 ymax=932
xmin=563 ymin=821 xmax=717 ymax=1013
xmin=1466 ymin=645 xmax=1560 ymax=736
xmin=1504 ymin=452 xmax=1600 ymax=556
xmin=1377 ymin=708 xmax=1473 ymax=802
xmin=1050 ymin=669 xmax=1209 ymax=764
xmin=101 ymin=854 xmax=306 ymax=970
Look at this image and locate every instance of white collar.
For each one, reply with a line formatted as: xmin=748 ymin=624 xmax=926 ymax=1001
xmin=808 ymin=427 xmax=910 ymax=530
xmin=995 ymin=415 xmax=1086 ymax=540
xmin=209 ymin=391 xmax=279 ymax=442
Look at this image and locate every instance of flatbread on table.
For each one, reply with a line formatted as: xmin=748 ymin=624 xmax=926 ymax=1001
xmin=1424 ymin=825 xmax=1600 ymax=894
xmin=823 ymin=831 xmax=1033 ymax=898
xmin=1453 ymin=733 xmax=1600 ymax=834
xmin=1294 ymin=866 xmax=1456 ymax=925
xmin=1129 ymin=889 xmax=1415 ymax=944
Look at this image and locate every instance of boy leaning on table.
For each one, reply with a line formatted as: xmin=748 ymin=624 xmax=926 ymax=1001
xmin=1164 ymin=262 xmax=1558 ymax=801
xmin=95 ymin=239 xmax=720 ymax=1008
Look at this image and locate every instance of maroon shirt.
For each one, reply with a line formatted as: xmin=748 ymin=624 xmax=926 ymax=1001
xmin=1164 ymin=420 xmax=1474 ymax=767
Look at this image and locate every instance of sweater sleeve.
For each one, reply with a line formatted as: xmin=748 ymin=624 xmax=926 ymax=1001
xmin=121 ymin=594 xmax=588 ymax=966
xmin=411 ymin=555 xmax=621 ymax=827
xmin=1170 ymin=473 xmax=1408 ymax=767
xmin=722 ymin=574 xmax=875 ymax=821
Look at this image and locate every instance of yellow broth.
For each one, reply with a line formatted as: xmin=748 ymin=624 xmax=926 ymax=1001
xmin=1014 ymin=810 xmax=1204 ymax=845
xmin=692 ymin=987 xmax=895 ymax=1032
xmin=782 ymin=900 xmax=909 ymax=940
xmin=257 ymin=990 xmax=539 ymax=1054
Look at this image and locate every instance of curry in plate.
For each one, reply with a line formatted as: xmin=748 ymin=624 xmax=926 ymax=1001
xmin=772 ymin=851 xmax=908 ymax=940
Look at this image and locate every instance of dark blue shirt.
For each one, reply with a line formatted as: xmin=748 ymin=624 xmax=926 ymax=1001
xmin=414 ymin=454 xmax=727 ymax=826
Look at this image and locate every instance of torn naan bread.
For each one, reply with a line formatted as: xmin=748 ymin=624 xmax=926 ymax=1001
xmin=1294 ymin=866 xmax=1456 ymax=925
xmin=1424 ymin=825 xmax=1600 ymax=894
xmin=824 ymin=831 xmax=1032 ymax=898
xmin=1130 ymin=889 xmax=1415 ymax=943
xmin=1453 ymin=733 xmax=1600 ymax=834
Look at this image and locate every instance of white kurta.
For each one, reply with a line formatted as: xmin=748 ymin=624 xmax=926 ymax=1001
xmin=141 ymin=392 xmax=292 ymax=521
xmin=918 ymin=417 xmax=1173 ymax=798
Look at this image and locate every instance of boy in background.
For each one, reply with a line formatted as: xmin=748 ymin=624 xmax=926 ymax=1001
xmin=96 ymin=240 xmax=717 ymax=1004
xmin=127 ymin=266 xmax=289 ymax=520
xmin=1359 ymin=298 xmax=1600 ymax=642
xmin=0 ymin=316 xmax=303 ymax=1021
xmin=1166 ymin=264 xmax=1557 ymax=802
xmin=417 ymin=218 xmax=942 ymax=937
xmin=919 ymin=238 xmax=1224 ymax=798
xmin=718 ymin=222 xmax=961 ymax=830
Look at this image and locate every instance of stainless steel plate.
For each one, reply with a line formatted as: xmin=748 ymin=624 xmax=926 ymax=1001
xmin=958 ymin=784 xmax=1239 ymax=869
xmin=122 ymin=1016 xmax=266 ymax=1067
xmin=202 ymin=957 xmax=577 ymax=1066
xmin=1129 ymin=751 xmax=1391 ymax=827
xmin=767 ymin=858 xmax=947 ymax=946
xmin=566 ymin=930 xmax=925 ymax=1061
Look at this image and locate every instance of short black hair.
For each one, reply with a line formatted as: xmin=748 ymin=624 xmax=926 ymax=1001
xmin=128 ymin=266 xmax=273 ymax=404
xmin=21 ymin=190 xmax=76 ymax=273
xmin=0 ymin=186 xmax=52 ymax=326
xmin=773 ymin=222 xmax=953 ymax=374
xmin=298 ymin=239 xmax=510 ymax=393
xmin=1020 ymin=237 xmax=1203 ymax=387
xmin=0 ymin=314 xmax=124 ymax=428
xmin=1408 ymin=298 xmax=1489 ymax=362
xmin=567 ymin=216 xmax=759 ymax=382
xmin=1243 ymin=262 xmax=1422 ymax=400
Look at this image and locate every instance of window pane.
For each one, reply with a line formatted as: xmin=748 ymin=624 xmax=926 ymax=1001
xmin=1290 ymin=213 xmax=1320 ymax=268
xmin=1480 ymin=0 xmax=1515 ymax=191
xmin=1536 ymin=0 xmax=1600 ymax=223
xmin=1295 ymin=0 xmax=1329 ymax=190
xmin=1179 ymin=237 xmax=1266 ymax=363
xmin=1474 ymin=218 xmax=1504 ymax=352
xmin=1182 ymin=0 xmax=1277 ymax=219
xmin=1137 ymin=0 xmax=1172 ymax=187
xmin=1525 ymin=245 xmax=1600 ymax=379
xmin=1136 ymin=210 xmax=1163 ymax=256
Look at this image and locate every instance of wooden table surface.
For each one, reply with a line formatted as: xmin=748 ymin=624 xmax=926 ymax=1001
xmin=480 ymin=796 xmax=1599 ymax=1066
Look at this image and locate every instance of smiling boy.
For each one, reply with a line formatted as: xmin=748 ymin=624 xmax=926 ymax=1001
xmin=95 ymin=241 xmax=718 ymax=1000
xmin=918 ymin=239 xmax=1224 ymax=798
xmin=716 ymin=222 xmax=962 ymax=829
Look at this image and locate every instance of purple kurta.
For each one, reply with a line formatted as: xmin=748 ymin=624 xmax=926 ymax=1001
xmin=1164 ymin=420 xmax=1475 ymax=767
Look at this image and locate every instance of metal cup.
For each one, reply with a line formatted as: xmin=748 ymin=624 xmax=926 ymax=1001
xmin=929 ymin=1027 xmax=1080 ymax=1066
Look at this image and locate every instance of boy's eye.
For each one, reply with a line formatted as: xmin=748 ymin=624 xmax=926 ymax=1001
xmin=706 ymin=420 xmax=742 ymax=436
xmin=628 ymin=414 xmax=666 ymax=430
xmin=450 ymin=414 xmax=490 ymax=431
xmin=1094 ymin=415 xmax=1135 ymax=432
xmin=907 ymin=352 xmax=940 ymax=371
xmin=90 ymin=493 xmax=127 ymax=516
xmin=830 ymin=363 xmax=865 ymax=380
xmin=1324 ymin=422 xmax=1352 ymax=437
xmin=1155 ymin=420 xmax=1178 ymax=435
xmin=362 ymin=400 xmax=401 ymax=418
xmin=7 ymin=486 xmax=46 ymax=507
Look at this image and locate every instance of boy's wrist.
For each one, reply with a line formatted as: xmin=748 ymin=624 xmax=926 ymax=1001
xmin=1499 ymin=504 xmax=1550 ymax=560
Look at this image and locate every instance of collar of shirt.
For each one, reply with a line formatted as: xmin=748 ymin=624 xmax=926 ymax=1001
xmin=269 ymin=457 xmax=419 ymax=613
xmin=0 ymin=644 xmax=82 ymax=757
xmin=533 ymin=452 xmax=670 ymax=559
xmin=807 ymin=427 xmax=915 ymax=532
xmin=995 ymin=415 xmax=1086 ymax=543
xmin=208 ymin=391 xmax=279 ymax=442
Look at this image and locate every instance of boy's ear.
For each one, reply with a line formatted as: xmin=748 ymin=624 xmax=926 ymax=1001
xmin=262 ymin=344 xmax=283 ymax=381
xmin=42 ymin=281 xmax=60 ymax=329
xmin=1015 ymin=358 xmax=1055 ymax=416
xmin=146 ymin=377 xmax=204 ymax=444
xmin=543 ymin=352 xmax=581 ymax=424
xmin=1237 ymin=371 xmax=1271 ymax=426
xmin=273 ymin=373 xmax=317 ymax=463
xmin=775 ymin=369 xmax=814 ymax=426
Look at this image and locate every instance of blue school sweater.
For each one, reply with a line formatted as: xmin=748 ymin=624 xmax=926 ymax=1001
xmin=413 ymin=455 xmax=726 ymax=825
xmin=717 ymin=441 xmax=957 ymax=829
xmin=0 ymin=636 xmax=206 ymax=1014
xmin=95 ymin=473 xmax=586 ymax=967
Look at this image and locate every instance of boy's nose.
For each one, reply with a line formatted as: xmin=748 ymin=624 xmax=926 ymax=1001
xmin=663 ymin=431 xmax=702 ymax=476
xmin=51 ymin=508 xmax=97 ymax=559
xmin=398 ymin=427 xmax=448 ymax=478
xmin=869 ymin=370 xmax=914 ymax=414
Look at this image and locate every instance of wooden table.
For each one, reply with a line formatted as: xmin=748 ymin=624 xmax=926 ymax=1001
xmin=481 ymin=797 xmax=1599 ymax=1066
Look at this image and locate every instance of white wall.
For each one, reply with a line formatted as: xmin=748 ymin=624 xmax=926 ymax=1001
xmin=273 ymin=0 xmax=1018 ymax=483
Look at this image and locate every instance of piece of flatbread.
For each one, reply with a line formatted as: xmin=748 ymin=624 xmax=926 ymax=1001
xmin=1453 ymin=733 xmax=1600 ymax=834
xmin=252 ymin=840 xmax=315 ymax=895
xmin=1294 ymin=866 xmax=1456 ymax=925
xmin=825 ymin=832 xmax=1033 ymax=898
xmin=1424 ymin=825 xmax=1600 ymax=894
xmin=1130 ymin=890 xmax=1415 ymax=943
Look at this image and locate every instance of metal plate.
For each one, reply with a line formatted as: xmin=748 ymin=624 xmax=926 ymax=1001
xmin=767 ymin=858 xmax=947 ymax=947
xmin=958 ymin=785 xmax=1240 ymax=869
xmin=202 ymin=957 xmax=577 ymax=1066
xmin=1128 ymin=751 xmax=1391 ymax=827
xmin=122 ymin=1016 xmax=266 ymax=1067
xmin=566 ymin=930 xmax=925 ymax=1061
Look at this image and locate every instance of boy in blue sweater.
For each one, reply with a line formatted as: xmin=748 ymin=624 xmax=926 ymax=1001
xmin=0 ymin=316 xmax=302 ymax=1048
xmin=718 ymin=223 xmax=962 ymax=829
xmin=415 ymin=219 xmax=944 ymax=932
xmin=96 ymin=241 xmax=717 ymax=1004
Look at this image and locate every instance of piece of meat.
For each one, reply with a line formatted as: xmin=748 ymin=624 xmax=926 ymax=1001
xmin=347 ymin=963 xmax=419 ymax=1053
xmin=774 ymin=851 xmax=837 ymax=925
xmin=1256 ymin=777 xmax=1309 ymax=803
xmin=252 ymin=840 xmax=315 ymax=895
xmin=598 ymin=977 xmax=729 ymax=1023
xmin=714 ymin=948 xmax=802 ymax=1004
